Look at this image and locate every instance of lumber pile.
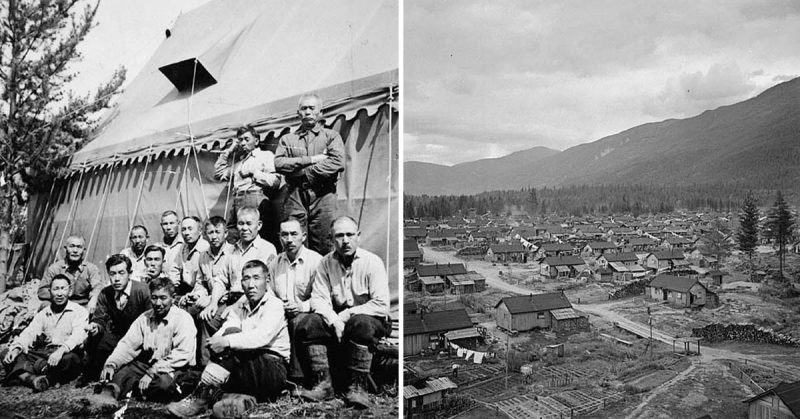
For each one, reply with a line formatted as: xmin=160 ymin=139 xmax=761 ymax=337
xmin=691 ymin=323 xmax=800 ymax=346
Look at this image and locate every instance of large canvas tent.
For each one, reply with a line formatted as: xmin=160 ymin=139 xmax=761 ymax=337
xmin=27 ymin=0 xmax=399 ymax=315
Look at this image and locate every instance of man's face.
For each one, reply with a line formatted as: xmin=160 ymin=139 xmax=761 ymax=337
xmin=161 ymin=214 xmax=179 ymax=239
xmin=332 ymin=219 xmax=360 ymax=258
xmin=144 ymin=251 xmax=164 ymax=278
xmin=129 ymin=228 xmax=148 ymax=253
xmin=108 ymin=262 xmax=130 ymax=292
xmin=237 ymin=211 xmax=261 ymax=243
xmin=64 ymin=237 xmax=85 ymax=264
xmin=150 ymin=287 xmax=174 ymax=318
xmin=50 ymin=278 xmax=71 ymax=306
xmin=238 ymin=132 xmax=258 ymax=153
xmin=279 ymin=221 xmax=305 ymax=255
xmin=181 ymin=219 xmax=201 ymax=245
xmin=241 ymin=267 xmax=268 ymax=305
xmin=297 ymin=96 xmax=322 ymax=128
xmin=205 ymin=223 xmax=227 ymax=249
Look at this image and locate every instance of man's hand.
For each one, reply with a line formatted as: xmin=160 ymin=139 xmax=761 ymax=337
xmin=86 ymin=322 xmax=101 ymax=336
xmin=207 ymin=335 xmax=229 ymax=354
xmin=283 ymin=301 xmax=300 ymax=318
xmin=3 ymin=346 xmax=21 ymax=365
xmin=332 ymin=319 xmax=345 ymax=342
xmin=138 ymin=373 xmax=153 ymax=396
xmin=100 ymin=365 xmax=115 ymax=382
xmin=47 ymin=346 xmax=66 ymax=367
xmin=87 ymin=297 xmax=97 ymax=315
xmin=199 ymin=303 xmax=218 ymax=322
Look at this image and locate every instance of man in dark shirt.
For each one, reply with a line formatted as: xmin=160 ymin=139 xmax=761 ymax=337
xmin=79 ymin=254 xmax=151 ymax=385
xmin=38 ymin=235 xmax=104 ymax=313
xmin=274 ymin=94 xmax=345 ymax=255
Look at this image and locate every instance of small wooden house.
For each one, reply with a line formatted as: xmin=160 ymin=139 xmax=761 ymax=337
xmin=403 ymin=238 xmax=423 ymax=271
xmin=486 ymin=243 xmax=528 ymax=263
xmin=404 ymin=377 xmax=458 ymax=415
xmin=404 ymin=309 xmax=474 ymax=355
xmin=745 ymin=380 xmax=800 ymax=419
xmin=645 ymin=275 xmax=712 ymax=308
xmin=540 ymin=255 xmax=587 ymax=279
xmin=494 ymin=292 xmax=587 ymax=332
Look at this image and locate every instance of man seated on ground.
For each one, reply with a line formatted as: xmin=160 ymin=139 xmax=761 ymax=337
xmin=2 ymin=274 xmax=88 ymax=392
xmin=86 ymin=277 xmax=196 ymax=411
xmin=38 ymin=235 xmax=104 ymax=313
xmin=169 ymin=216 xmax=209 ymax=303
xmin=120 ymin=225 xmax=149 ymax=282
xmin=232 ymin=206 xmax=277 ymax=275
xmin=167 ymin=260 xmax=289 ymax=418
xmin=196 ymin=216 xmax=243 ymax=366
xmin=158 ymin=210 xmax=184 ymax=276
xmin=268 ymin=217 xmax=322 ymax=389
xmin=294 ymin=216 xmax=390 ymax=409
xmin=80 ymin=254 xmax=152 ymax=385
xmin=142 ymin=245 xmax=168 ymax=283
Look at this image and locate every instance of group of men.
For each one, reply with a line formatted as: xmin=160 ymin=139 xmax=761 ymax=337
xmin=1 ymin=95 xmax=392 ymax=418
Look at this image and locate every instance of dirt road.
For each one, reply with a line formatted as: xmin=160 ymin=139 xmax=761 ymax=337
xmin=423 ymin=246 xmax=536 ymax=295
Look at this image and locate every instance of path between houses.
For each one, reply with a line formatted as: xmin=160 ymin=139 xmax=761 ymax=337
xmin=422 ymin=247 xmax=536 ymax=295
xmin=623 ymin=363 xmax=697 ymax=419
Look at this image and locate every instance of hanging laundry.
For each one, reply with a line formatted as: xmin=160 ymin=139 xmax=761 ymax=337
xmin=473 ymin=352 xmax=485 ymax=364
xmin=465 ymin=350 xmax=474 ymax=361
xmin=457 ymin=348 xmax=465 ymax=357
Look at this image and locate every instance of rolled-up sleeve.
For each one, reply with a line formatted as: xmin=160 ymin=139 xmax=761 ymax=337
xmin=348 ymin=254 xmax=390 ymax=318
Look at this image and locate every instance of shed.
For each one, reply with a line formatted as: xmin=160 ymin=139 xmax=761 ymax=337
xmin=403 ymin=309 xmax=474 ymax=355
xmin=745 ymin=380 xmax=800 ymax=419
xmin=404 ymin=377 xmax=458 ymax=415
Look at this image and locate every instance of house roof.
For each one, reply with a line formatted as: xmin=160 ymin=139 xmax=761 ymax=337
xmin=403 ymin=377 xmax=458 ymax=399
xmin=489 ymin=243 xmax=526 ymax=254
xmin=745 ymin=381 xmax=800 ymax=417
xmin=403 ymin=309 xmax=474 ymax=335
xmin=404 ymin=227 xmax=427 ymax=238
xmin=627 ymin=237 xmax=657 ymax=245
xmin=417 ymin=263 xmax=468 ymax=277
xmin=648 ymin=275 xmax=700 ymax=293
xmin=403 ymin=239 xmax=421 ymax=258
xmin=495 ymin=292 xmax=573 ymax=314
xmin=649 ymin=251 xmax=686 ymax=260
xmin=584 ymin=241 xmax=618 ymax=250
xmin=542 ymin=256 xmax=586 ymax=266
xmin=540 ymin=243 xmax=574 ymax=251
xmin=663 ymin=236 xmax=693 ymax=244
xmin=599 ymin=252 xmax=639 ymax=262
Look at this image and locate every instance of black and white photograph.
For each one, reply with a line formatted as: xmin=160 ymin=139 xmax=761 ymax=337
xmin=0 ymin=0 xmax=398 ymax=418
xmin=403 ymin=2 xmax=800 ymax=418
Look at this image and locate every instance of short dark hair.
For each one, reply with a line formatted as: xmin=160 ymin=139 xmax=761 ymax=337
xmin=130 ymin=225 xmax=148 ymax=236
xmin=144 ymin=245 xmax=165 ymax=258
xmin=241 ymin=260 xmax=269 ymax=279
xmin=205 ymin=216 xmax=227 ymax=229
xmin=161 ymin=210 xmax=179 ymax=219
xmin=280 ymin=217 xmax=305 ymax=233
xmin=236 ymin=125 xmax=258 ymax=138
xmin=148 ymin=276 xmax=174 ymax=295
xmin=50 ymin=274 xmax=71 ymax=288
xmin=330 ymin=215 xmax=358 ymax=229
xmin=106 ymin=254 xmax=132 ymax=273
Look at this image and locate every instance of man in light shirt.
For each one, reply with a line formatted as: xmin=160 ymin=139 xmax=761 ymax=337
xmin=85 ymin=277 xmax=196 ymax=411
xmin=158 ymin=210 xmax=184 ymax=277
xmin=268 ymin=217 xmax=322 ymax=388
xmin=2 ymin=275 xmax=88 ymax=392
xmin=167 ymin=260 xmax=289 ymax=418
xmin=170 ymin=216 xmax=210 ymax=303
xmin=120 ymin=225 xmax=149 ymax=282
xmin=295 ymin=216 xmax=390 ymax=409
xmin=214 ymin=125 xmax=281 ymax=243
xmin=196 ymin=216 xmax=241 ymax=365
xmin=232 ymin=206 xmax=277 ymax=281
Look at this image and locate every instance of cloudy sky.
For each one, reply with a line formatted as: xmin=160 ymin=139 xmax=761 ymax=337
xmin=404 ymin=0 xmax=800 ymax=165
xmin=68 ymin=0 xmax=211 ymax=95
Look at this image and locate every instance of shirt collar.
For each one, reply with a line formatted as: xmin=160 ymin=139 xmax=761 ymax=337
xmin=163 ymin=235 xmax=184 ymax=249
xmin=60 ymin=260 xmax=86 ymax=272
xmin=116 ymin=280 xmax=133 ymax=298
xmin=281 ymin=246 xmax=308 ymax=265
xmin=333 ymin=248 xmax=361 ymax=267
xmin=148 ymin=306 xmax=174 ymax=324
xmin=207 ymin=242 xmax=234 ymax=258
xmin=45 ymin=301 xmax=76 ymax=316
xmin=240 ymin=291 xmax=271 ymax=315
xmin=237 ymin=237 xmax=265 ymax=254
xmin=297 ymin=122 xmax=322 ymax=135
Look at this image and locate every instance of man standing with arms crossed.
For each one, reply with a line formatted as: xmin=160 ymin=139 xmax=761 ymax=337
xmin=274 ymin=94 xmax=345 ymax=256
xmin=295 ymin=216 xmax=390 ymax=409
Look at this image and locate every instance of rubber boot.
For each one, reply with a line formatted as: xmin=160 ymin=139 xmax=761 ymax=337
xmin=344 ymin=341 xmax=373 ymax=409
xmin=295 ymin=344 xmax=333 ymax=402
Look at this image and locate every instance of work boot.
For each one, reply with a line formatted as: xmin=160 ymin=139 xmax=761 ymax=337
xmin=82 ymin=383 xmax=119 ymax=413
xmin=166 ymin=382 xmax=221 ymax=418
xmin=296 ymin=345 xmax=333 ymax=402
xmin=344 ymin=341 xmax=373 ymax=410
xmin=23 ymin=374 xmax=49 ymax=392
xmin=211 ymin=393 xmax=257 ymax=419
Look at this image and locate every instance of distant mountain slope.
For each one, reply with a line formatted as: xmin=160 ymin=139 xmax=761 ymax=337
xmin=405 ymin=77 xmax=800 ymax=195
xmin=404 ymin=146 xmax=560 ymax=195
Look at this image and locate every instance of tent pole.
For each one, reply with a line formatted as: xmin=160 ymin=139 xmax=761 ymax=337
xmin=386 ymin=92 xmax=394 ymax=276
xmin=129 ymin=144 xmax=154 ymax=232
xmin=191 ymin=140 xmax=209 ymax=219
xmin=23 ymin=180 xmax=56 ymax=280
xmin=86 ymin=158 xmax=117 ymax=261
xmin=55 ymin=165 xmax=86 ymax=262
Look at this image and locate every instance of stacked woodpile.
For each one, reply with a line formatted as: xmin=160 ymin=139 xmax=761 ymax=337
xmin=691 ymin=323 xmax=800 ymax=346
xmin=609 ymin=278 xmax=649 ymax=299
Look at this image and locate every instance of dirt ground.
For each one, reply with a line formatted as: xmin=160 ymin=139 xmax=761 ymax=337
xmin=0 ymin=377 xmax=398 ymax=419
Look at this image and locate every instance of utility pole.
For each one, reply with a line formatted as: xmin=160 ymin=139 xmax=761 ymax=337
xmin=505 ymin=331 xmax=510 ymax=390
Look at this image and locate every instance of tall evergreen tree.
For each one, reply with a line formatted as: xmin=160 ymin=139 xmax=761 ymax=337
xmin=0 ymin=0 xmax=126 ymax=234
xmin=764 ymin=191 xmax=796 ymax=280
xmin=737 ymin=191 xmax=760 ymax=277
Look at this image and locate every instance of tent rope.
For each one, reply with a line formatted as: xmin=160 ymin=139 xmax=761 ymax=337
xmin=386 ymin=89 xmax=394 ymax=276
xmin=174 ymin=58 xmax=202 ymax=214
xmin=129 ymin=144 xmax=154 ymax=232
xmin=86 ymin=157 xmax=117 ymax=260
xmin=54 ymin=164 xmax=87 ymax=262
xmin=223 ymin=146 xmax=237 ymax=222
xmin=191 ymin=138 xmax=209 ymax=219
xmin=23 ymin=180 xmax=56 ymax=280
